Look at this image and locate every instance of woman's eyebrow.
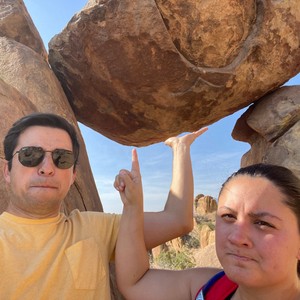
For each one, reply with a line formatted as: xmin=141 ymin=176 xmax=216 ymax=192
xmin=218 ymin=206 xmax=235 ymax=211
xmin=248 ymin=211 xmax=282 ymax=221
xmin=218 ymin=207 xmax=282 ymax=222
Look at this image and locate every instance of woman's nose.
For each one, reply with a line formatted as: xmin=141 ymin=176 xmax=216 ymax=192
xmin=227 ymin=222 xmax=252 ymax=247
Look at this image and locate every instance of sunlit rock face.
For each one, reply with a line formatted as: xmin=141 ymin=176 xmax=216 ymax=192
xmin=0 ymin=0 xmax=47 ymax=59
xmin=0 ymin=0 xmax=102 ymax=214
xmin=48 ymin=0 xmax=300 ymax=146
xmin=232 ymin=85 xmax=300 ymax=179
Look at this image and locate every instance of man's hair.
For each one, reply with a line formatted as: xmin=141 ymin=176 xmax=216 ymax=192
xmin=4 ymin=113 xmax=80 ymax=171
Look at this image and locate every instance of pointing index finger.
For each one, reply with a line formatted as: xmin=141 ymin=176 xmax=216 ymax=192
xmin=131 ymin=148 xmax=140 ymax=173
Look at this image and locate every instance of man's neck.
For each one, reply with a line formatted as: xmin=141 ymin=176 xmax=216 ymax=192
xmin=6 ymin=203 xmax=61 ymax=219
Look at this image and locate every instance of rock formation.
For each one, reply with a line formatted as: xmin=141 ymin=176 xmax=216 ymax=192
xmin=0 ymin=0 xmax=102 ymax=214
xmin=1 ymin=1 xmax=299 ymax=299
xmin=195 ymin=194 xmax=217 ymax=215
xmin=48 ymin=0 xmax=300 ymax=146
xmin=232 ymin=85 xmax=300 ymax=178
xmin=1 ymin=0 xmax=299 ymax=209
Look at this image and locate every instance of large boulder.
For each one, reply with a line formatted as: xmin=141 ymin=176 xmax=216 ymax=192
xmin=48 ymin=0 xmax=300 ymax=145
xmin=232 ymin=85 xmax=300 ymax=179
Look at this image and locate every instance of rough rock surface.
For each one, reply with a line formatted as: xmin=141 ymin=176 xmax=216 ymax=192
xmin=0 ymin=0 xmax=102 ymax=214
xmin=1 ymin=1 xmax=299 ymax=298
xmin=194 ymin=243 xmax=221 ymax=268
xmin=48 ymin=0 xmax=300 ymax=145
xmin=232 ymin=85 xmax=300 ymax=178
xmin=0 ymin=0 xmax=47 ymax=59
xmin=0 ymin=78 xmax=37 ymax=212
xmin=195 ymin=195 xmax=217 ymax=215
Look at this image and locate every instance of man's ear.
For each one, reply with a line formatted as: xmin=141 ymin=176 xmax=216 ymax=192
xmin=3 ymin=161 xmax=11 ymax=184
xmin=297 ymin=247 xmax=300 ymax=260
xmin=71 ymin=169 xmax=76 ymax=185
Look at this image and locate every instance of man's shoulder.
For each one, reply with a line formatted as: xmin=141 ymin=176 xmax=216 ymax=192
xmin=67 ymin=209 xmax=121 ymax=223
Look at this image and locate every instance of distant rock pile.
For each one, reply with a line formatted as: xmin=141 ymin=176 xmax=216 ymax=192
xmin=151 ymin=194 xmax=221 ymax=270
xmin=195 ymin=194 xmax=217 ymax=215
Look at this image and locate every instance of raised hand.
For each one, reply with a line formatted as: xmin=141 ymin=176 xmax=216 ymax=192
xmin=114 ymin=149 xmax=143 ymax=207
xmin=164 ymin=127 xmax=208 ymax=149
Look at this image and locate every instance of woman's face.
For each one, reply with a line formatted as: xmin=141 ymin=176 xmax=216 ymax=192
xmin=216 ymin=175 xmax=300 ymax=288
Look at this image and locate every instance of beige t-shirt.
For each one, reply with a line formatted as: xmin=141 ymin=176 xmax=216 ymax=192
xmin=0 ymin=209 xmax=121 ymax=300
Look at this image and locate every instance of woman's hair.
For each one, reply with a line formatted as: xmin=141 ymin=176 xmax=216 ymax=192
xmin=219 ymin=163 xmax=300 ymax=275
xmin=4 ymin=113 xmax=80 ymax=171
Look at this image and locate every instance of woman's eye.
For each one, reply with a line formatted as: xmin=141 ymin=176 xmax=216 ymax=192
xmin=255 ymin=220 xmax=275 ymax=229
xmin=221 ymin=214 xmax=236 ymax=221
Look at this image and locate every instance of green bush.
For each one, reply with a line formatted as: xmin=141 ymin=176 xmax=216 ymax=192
xmin=196 ymin=221 xmax=215 ymax=231
xmin=155 ymin=249 xmax=195 ymax=270
xmin=182 ymin=234 xmax=200 ymax=249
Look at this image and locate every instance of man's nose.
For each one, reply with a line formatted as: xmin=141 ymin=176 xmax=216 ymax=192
xmin=37 ymin=153 xmax=55 ymax=176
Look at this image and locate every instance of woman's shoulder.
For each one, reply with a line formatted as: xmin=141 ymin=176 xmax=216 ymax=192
xmin=187 ymin=267 xmax=223 ymax=300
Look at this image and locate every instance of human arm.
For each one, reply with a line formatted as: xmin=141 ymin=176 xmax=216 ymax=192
xmin=114 ymin=128 xmax=208 ymax=249
xmin=115 ymin=148 xmax=219 ymax=300
xmin=144 ymin=128 xmax=208 ymax=248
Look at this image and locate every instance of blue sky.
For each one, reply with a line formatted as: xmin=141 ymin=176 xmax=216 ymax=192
xmin=23 ymin=0 xmax=300 ymax=213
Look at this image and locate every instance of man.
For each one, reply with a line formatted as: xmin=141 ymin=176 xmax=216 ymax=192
xmin=0 ymin=112 xmax=207 ymax=299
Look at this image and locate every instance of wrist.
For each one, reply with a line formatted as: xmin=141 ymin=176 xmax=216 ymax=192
xmin=122 ymin=202 xmax=143 ymax=215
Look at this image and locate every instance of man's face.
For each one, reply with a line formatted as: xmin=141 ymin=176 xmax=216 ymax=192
xmin=3 ymin=126 xmax=76 ymax=218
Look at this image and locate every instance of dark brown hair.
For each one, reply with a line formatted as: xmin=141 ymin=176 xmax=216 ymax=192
xmin=4 ymin=113 xmax=80 ymax=171
xmin=219 ymin=163 xmax=300 ymax=275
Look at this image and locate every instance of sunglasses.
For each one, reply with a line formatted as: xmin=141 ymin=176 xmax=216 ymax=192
xmin=12 ymin=146 xmax=75 ymax=169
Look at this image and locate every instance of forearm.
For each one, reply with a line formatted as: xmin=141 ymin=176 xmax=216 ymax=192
xmin=143 ymin=143 xmax=194 ymax=249
xmin=165 ymin=141 xmax=194 ymax=232
xmin=116 ymin=204 xmax=150 ymax=295
xmin=143 ymin=128 xmax=207 ymax=249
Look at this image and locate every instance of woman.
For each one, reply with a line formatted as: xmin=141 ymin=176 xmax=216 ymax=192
xmin=115 ymin=160 xmax=300 ymax=300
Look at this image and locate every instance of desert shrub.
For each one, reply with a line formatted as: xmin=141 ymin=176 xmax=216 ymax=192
xmin=181 ymin=234 xmax=200 ymax=249
xmin=196 ymin=221 xmax=215 ymax=231
xmin=155 ymin=249 xmax=195 ymax=270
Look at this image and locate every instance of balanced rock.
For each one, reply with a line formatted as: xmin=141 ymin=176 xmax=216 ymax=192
xmin=49 ymin=0 xmax=300 ymax=146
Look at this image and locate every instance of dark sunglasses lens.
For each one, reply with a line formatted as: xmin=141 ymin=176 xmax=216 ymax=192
xmin=18 ymin=147 xmax=44 ymax=167
xmin=52 ymin=149 xmax=75 ymax=169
